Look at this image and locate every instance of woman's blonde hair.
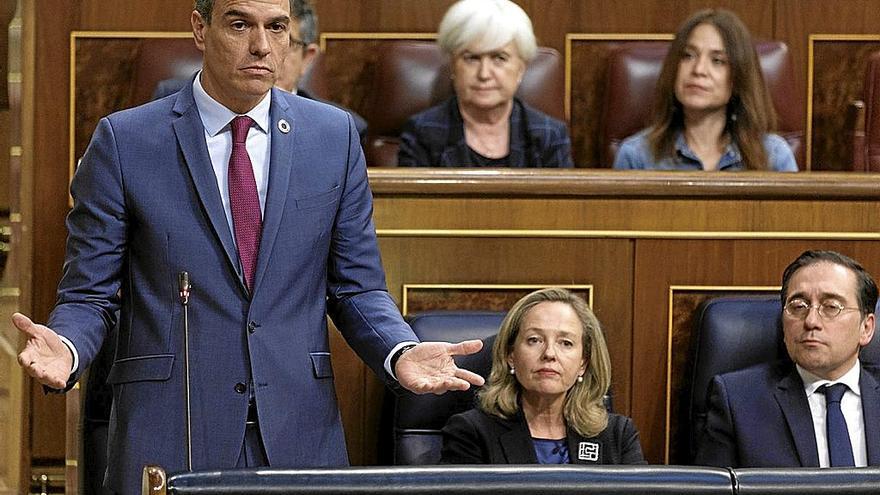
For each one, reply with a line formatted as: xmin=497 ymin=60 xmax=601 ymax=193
xmin=478 ymin=287 xmax=612 ymax=437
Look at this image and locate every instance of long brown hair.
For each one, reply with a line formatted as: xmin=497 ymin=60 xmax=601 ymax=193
xmin=648 ymin=9 xmax=776 ymax=170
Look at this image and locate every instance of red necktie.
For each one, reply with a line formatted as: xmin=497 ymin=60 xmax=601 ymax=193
xmin=228 ymin=115 xmax=262 ymax=292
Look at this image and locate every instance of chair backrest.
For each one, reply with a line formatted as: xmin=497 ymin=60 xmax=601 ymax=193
xmin=363 ymin=41 xmax=565 ymax=167
xmin=393 ymin=310 xmax=506 ymax=465
xmin=861 ymin=51 xmax=880 ymax=171
xmin=599 ymin=41 xmax=804 ymax=168
xmin=685 ymin=295 xmax=880 ymax=462
xmin=130 ymin=38 xmax=335 ymax=105
xmin=80 ymin=318 xmax=119 ymax=495
xmin=129 ymin=38 xmax=203 ymax=106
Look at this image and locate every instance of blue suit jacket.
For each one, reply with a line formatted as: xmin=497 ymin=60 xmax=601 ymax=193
xmin=694 ymin=361 xmax=880 ymax=467
xmin=48 ymin=82 xmax=415 ymax=493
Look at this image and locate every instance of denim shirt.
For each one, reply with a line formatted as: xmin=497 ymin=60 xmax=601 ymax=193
xmin=612 ymin=129 xmax=798 ymax=171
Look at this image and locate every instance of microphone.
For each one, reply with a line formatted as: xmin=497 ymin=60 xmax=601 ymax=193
xmin=179 ymin=271 xmax=193 ymax=471
xmin=178 ymin=271 xmax=190 ymax=306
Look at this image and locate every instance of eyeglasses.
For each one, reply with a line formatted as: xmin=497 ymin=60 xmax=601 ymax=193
xmin=290 ymin=38 xmax=308 ymax=50
xmin=783 ymin=298 xmax=861 ymax=320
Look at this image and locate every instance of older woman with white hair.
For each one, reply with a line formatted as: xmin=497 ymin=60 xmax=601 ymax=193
xmin=440 ymin=288 xmax=645 ymax=464
xmin=397 ymin=0 xmax=573 ymax=167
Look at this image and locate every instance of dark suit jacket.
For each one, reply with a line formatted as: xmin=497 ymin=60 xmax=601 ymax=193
xmin=694 ymin=361 xmax=880 ymax=467
xmin=397 ymin=96 xmax=573 ymax=168
xmin=152 ymin=77 xmax=368 ymax=140
xmin=441 ymin=407 xmax=646 ymax=464
xmin=50 ymin=80 xmax=414 ymax=493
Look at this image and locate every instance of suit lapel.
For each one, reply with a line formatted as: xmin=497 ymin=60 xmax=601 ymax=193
xmin=251 ymin=89 xmax=295 ymax=294
xmin=171 ymin=88 xmax=244 ymax=292
xmin=498 ymin=413 xmax=538 ymax=463
xmin=774 ymin=369 xmax=820 ymax=467
xmin=859 ymin=368 xmax=880 ymax=465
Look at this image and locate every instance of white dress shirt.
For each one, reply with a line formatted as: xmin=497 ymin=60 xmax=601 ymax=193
xmin=798 ymin=360 xmax=867 ymax=467
xmin=63 ymin=73 xmax=410 ymax=380
xmin=192 ymin=72 xmax=271 ymax=237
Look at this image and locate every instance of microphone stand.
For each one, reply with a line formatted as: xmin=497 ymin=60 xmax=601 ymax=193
xmin=178 ymin=271 xmax=193 ymax=471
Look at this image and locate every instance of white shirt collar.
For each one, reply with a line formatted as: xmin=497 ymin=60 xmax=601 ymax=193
xmin=192 ymin=71 xmax=271 ymax=137
xmin=797 ymin=359 xmax=862 ymax=398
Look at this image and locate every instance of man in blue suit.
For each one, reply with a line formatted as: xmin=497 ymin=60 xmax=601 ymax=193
xmin=695 ymin=250 xmax=880 ymax=467
xmin=13 ymin=0 xmax=483 ymax=493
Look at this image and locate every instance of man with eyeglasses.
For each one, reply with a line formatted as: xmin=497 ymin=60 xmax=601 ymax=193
xmin=274 ymin=0 xmax=367 ymax=140
xmin=695 ymin=250 xmax=880 ymax=468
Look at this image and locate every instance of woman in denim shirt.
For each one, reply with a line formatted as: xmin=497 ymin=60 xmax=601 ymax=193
xmin=613 ymin=9 xmax=797 ymax=172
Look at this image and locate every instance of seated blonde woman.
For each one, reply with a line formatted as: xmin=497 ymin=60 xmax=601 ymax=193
xmin=441 ymin=288 xmax=645 ymax=464
xmin=397 ymin=0 xmax=572 ymax=168
xmin=613 ymin=9 xmax=797 ymax=171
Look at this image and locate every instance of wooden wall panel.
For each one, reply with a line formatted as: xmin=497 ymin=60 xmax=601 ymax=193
xmin=376 ymin=236 xmax=635 ymax=426
xmin=21 ymin=0 xmax=880 ymax=479
xmin=29 ymin=0 xmax=77 ymax=468
xmin=775 ymin=0 xmax=880 ymax=169
xmin=810 ymin=39 xmax=880 ymax=171
xmin=631 ymin=239 xmax=880 ymax=463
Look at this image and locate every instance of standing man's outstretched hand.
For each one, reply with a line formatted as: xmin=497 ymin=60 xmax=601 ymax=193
xmin=395 ymin=339 xmax=485 ymax=395
xmin=13 ymin=313 xmax=72 ymax=390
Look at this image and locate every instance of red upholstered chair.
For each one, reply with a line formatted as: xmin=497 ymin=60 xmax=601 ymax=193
xmin=599 ymin=41 xmax=804 ymax=169
xmin=363 ymin=40 xmax=565 ymax=167
xmin=129 ymin=38 xmax=203 ymax=106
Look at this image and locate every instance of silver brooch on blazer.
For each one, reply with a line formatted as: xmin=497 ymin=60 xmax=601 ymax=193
xmin=277 ymin=119 xmax=291 ymax=134
xmin=577 ymin=441 xmax=600 ymax=462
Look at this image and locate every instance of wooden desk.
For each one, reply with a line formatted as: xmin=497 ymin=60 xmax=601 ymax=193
xmin=331 ymin=169 xmax=880 ymax=465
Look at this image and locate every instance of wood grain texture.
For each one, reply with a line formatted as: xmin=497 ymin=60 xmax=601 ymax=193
xmin=810 ymin=40 xmax=880 ymax=171
xmin=24 ymin=0 xmax=880 ymax=473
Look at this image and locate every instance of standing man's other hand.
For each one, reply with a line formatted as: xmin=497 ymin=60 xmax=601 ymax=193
xmin=14 ymin=312 xmax=73 ymax=390
xmin=396 ymin=339 xmax=485 ymax=394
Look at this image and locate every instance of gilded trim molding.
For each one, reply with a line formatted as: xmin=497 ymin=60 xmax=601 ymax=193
xmin=318 ymin=31 xmax=436 ymax=52
xmin=402 ymin=283 xmax=593 ymax=316
xmin=806 ymin=34 xmax=880 ymax=171
xmin=377 ymin=229 xmax=880 ymax=240
xmin=564 ymin=33 xmax=674 ymax=122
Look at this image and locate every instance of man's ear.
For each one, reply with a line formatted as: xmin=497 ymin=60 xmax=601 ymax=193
xmin=301 ymin=43 xmax=320 ymax=74
xmin=191 ymin=11 xmax=208 ymax=52
xmin=859 ymin=313 xmax=876 ymax=347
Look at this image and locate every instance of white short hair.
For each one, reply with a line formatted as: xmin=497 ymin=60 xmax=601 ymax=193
xmin=437 ymin=0 xmax=537 ymax=62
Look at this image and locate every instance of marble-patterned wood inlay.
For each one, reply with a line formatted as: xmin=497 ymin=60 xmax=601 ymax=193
xmin=810 ymin=39 xmax=880 ymax=171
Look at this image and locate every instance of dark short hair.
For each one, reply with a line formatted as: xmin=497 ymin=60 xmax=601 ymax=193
xmin=292 ymin=0 xmax=318 ymax=45
xmin=781 ymin=250 xmax=879 ymax=316
xmin=193 ymin=0 xmax=302 ymax=26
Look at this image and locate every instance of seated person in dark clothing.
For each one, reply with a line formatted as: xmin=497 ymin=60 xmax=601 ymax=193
xmin=152 ymin=0 xmax=367 ymax=140
xmin=441 ymin=288 xmax=645 ymax=464
xmin=397 ymin=0 xmax=572 ymax=168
